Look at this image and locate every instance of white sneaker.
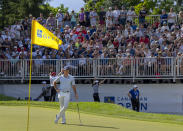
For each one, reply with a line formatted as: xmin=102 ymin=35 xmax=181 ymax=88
xmin=61 ymin=118 xmax=66 ymax=124
xmin=60 ymin=121 xmax=66 ymax=124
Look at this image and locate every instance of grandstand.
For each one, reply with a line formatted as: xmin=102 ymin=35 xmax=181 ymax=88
xmin=0 ymin=6 xmax=183 ymax=85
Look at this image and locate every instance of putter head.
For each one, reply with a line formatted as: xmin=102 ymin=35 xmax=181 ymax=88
xmin=79 ymin=123 xmax=83 ymax=126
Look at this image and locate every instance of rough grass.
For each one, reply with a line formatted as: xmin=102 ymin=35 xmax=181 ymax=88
xmin=0 ymin=94 xmax=17 ymax=101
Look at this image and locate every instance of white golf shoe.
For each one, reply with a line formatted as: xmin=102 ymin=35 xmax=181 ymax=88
xmin=61 ymin=118 xmax=66 ymax=124
xmin=60 ymin=121 xmax=66 ymax=124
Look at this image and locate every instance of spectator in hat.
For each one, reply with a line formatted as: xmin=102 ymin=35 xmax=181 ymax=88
xmin=92 ymin=77 xmax=105 ymax=102
xmin=56 ymin=9 xmax=64 ymax=27
xmin=128 ymin=85 xmax=140 ymax=112
xmin=139 ymin=6 xmax=147 ymax=24
xmin=160 ymin=10 xmax=168 ymax=26
xmin=34 ymin=81 xmax=51 ymax=101
xmin=106 ymin=7 xmax=113 ymax=23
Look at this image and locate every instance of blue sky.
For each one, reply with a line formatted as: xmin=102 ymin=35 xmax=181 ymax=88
xmin=49 ymin=0 xmax=85 ymax=12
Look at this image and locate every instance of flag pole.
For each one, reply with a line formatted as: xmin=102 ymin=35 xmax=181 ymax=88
xmin=27 ymin=21 xmax=34 ymax=131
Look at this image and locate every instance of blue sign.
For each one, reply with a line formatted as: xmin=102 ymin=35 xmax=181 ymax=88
xmin=37 ymin=29 xmax=42 ymax=38
xmin=104 ymin=96 xmax=115 ymax=103
xmin=104 ymin=96 xmax=148 ymax=111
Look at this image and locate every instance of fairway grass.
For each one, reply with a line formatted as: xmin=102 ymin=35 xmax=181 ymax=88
xmin=0 ymin=106 xmax=183 ymax=131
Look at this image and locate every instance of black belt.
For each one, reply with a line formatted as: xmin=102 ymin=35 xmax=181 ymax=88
xmin=61 ymin=91 xmax=70 ymax=93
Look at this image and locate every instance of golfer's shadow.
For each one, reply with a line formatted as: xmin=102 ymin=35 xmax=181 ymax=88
xmin=64 ymin=123 xmax=119 ymax=129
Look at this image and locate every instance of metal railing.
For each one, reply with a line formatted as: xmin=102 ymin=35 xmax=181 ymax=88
xmin=133 ymin=15 xmax=161 ymax=25
xmin=0 ymin=57 xmax=183 ymax=80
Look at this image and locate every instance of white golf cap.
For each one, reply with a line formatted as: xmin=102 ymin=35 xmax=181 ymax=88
xmin=133 ymin=85 xmax=138 ymax=88
xmin=63 ymin=66 xmax=69 ymax=70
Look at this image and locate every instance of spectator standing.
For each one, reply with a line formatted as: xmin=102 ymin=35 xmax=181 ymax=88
xmin=168 ymin=8 xmax=177 ymax=29
xmin=113 ymin=6 xmax=120 ymax=25
xmin=37 ymin=13 xmax=46 ymax=25
xmin=160 ymin=10 xmax=168 ymax=26
xmin=128 ymin=85 xmax=140 ymax=112
xmin=127 ymin=7 xmax=136 ymax=24
xmin=71 ymin=10 xmax=77 ymax=28
xmin=27 ymin=14 xmax=33 ymax=30
xmin=106 ymin=7 xmax=113 ymax=24
xmin=120 ymin=6 xmax=127 ymax=27
xmin=63 ymin=12 xmax=71 ymax=27
xmin=90 ymin=9 xmax=98 ymax=27
xmin=84 ymin=9 xmax=91 ymax=27
xmin=98 ymin=7 xmax=106 ymax=26
xmin=46 ymin=13 xmax=56 ymax=30
xmin=178 ymin=11 xmax=183 ymax=25
xmin=22 ymin=17 xmax=29 ymax=36
xmin=56 ymin=9 xmax=64 ymax=28
xmin=79 ymin=8 xmax=85 ymax=26
xmin=92 ymin=77 xmax=105 ymax=102
xmin=139 ymin=6 xmax=147 ymax=24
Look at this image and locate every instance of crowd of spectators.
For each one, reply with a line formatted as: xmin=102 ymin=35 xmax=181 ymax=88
xmin=1 ymin=6 xmax=183 ymax=76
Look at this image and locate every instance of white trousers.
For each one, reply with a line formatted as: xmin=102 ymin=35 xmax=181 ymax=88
xmin=57 ymin=92 xmax=70 ymax=122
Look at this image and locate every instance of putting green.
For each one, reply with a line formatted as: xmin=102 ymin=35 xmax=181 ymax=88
xmin=0 ymin=106 xmax=183 ymax=131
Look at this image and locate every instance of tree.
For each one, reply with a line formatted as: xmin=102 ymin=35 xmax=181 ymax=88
xmin=0 ymin=0 xmax=69 ymax=29
xmin=0 ymin=0 xmax=48 ymax=29
xmin=83 ymin=0 xmax=183 ymax=13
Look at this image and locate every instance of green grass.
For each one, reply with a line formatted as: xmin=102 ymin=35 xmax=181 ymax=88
xmin=0 ymin=101 xmax=183 ymax=126
xmin=0 ymin=94 xmax=17 ymax=101
xmin=0 ymin=94 xmax=183 ymax=130
xmin=0 ymin=93 xmax=183 ymax=131
xmin=1 ymin=106 xmax=183 ymax=131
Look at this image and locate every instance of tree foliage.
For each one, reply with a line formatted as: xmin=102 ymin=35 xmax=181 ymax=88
xmin=84 ymin=0 xmax=104 ymax=11
xmin=0 ymin=0 xmax=68 ymax=29
xmin=40 ymin=3 xmax=68 ymax=17
xmin=83 ymin=0 xmax=183 ymax=13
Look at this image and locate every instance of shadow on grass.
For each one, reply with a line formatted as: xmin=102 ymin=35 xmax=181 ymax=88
xmin=61 ymin=123 xmax=119 ymax=129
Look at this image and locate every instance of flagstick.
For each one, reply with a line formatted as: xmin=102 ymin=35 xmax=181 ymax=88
xmin=27 ymin=35 xmax=33 ymax=131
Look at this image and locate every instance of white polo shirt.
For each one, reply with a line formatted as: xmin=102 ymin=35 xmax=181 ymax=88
xmin=54 ymin=74 xmax=75 ymax=92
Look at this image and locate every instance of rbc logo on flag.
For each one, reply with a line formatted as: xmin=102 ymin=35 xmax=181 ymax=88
xmin=37 ymin=29 xmax=42 ymax=38
xmin=104 ymin=96 xmax=115 ymax=103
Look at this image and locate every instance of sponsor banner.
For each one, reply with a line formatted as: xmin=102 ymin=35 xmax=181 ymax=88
xmin=71 ymin=84 xmax=183 ymax=113
xmin=1 ymin=84 xmax=183 ymax=113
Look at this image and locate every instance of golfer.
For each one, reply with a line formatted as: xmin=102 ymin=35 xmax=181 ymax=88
xmin=54 ymin=66 xmax=78 ymax=124
xmin=128 ymin=85 xmax=140 ymax=112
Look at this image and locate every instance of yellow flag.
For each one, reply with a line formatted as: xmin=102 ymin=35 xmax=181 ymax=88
xmin=31 ymin=20 xmax=62 ymax=50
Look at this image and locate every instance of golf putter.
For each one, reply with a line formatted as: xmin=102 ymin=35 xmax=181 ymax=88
xmin=76 ymin=101 xmax=82 ymax=125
